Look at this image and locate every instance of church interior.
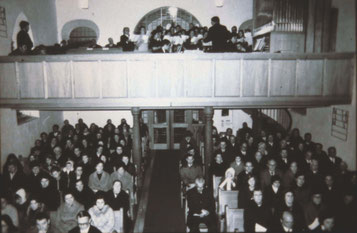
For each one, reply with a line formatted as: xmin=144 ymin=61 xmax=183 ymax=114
xmin=0 ymin=0 xmax=356 ymax=232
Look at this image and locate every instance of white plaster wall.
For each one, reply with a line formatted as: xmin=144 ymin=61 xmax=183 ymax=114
xmin=332 ymin=0 xmax=356 ymax=52
xmin=0 ymin=0 xmax=58 ymax=55
xmin=63 ymin=111 xmax=133 ymax=128
xmin=213 ymin=109 xmax=253 ymax=135
xmin=290 ymin=0 xmax=356 ymax=170
xmin=0 ymin=109 xmax=63 ymax=171
xmin=290 ymin=85 xmax=356 ymax=170
xmin=55 ymin=0 xmax=253 ymax=45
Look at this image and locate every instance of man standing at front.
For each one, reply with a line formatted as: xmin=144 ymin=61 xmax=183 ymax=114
xmin=203 ymin=16 xmax=230 ymax=52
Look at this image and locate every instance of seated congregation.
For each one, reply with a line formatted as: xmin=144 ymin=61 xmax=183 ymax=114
xmin=10 ymin=16 xmax=253 ymax=56
xmin=179 ymin=125 xmax=357 ymax=232
xmin=1 ymin=118 xmax=146 ymax=233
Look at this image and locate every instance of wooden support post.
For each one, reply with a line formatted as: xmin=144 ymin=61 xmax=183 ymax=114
xmin=305 ymin=0 xmax=316 ymax=52
xmin=132 ymin=107 xmax=143 ymax=187
xmin=314 ymin=0 xmax=324 ymax=53
xmin=322 ymin=0 xmax=332 ymax=52
xmin=204 ymin=107 xmax=213 ymax=183
xmin=328 ymin=8 xmax=338 ymax=52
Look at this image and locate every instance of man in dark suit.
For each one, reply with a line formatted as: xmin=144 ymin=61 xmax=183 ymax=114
xmin=266 ymin=133 xmax=279 ymax=156
xmin=299 ymin=150 xmax=314 ymax=173
xmin=69 ymin=211 xmax=102 ymax=233
xmin=236 ymin=122 xmax=252 ymax=141
xmin=216 ymin=140 xmax=234 ymax=164
xmin=303 ymin=133 xmax=316 ymax=152
xmin=180 ymin=130 xmax=198 ymax=161
xmin=228 ymin=135 xmax=239 ymax=154
xmin=203 ymin=16 xmax=230 ymax=52
xmin=186 ymin=178 xmax=216 ymax=232
xmin=306 ymin=159 xmax=325 ymax=190
xmin=17 ymin=21 xmax=33 ymax=53
xmin=237 ymin=160 xmax=256 ymax=190
xmin=269 ymin=211 xmax=296 ymax=232
xmin=237 ymin=141 xmax=250 ymax=162
xmin=260 ymin=158 xmax=283 ymax=189
xmin=277 ymin=148 xmax=292 ymax=172
xmin=325 ymin=147 xmax=342 ymax=174
xmin=244 ymin=189 xmax=273 ymax=232
xmin=3 ymin=162 xmax=27 ymax=194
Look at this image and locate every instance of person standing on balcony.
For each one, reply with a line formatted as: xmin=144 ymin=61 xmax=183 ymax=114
xmin=17 ymin=21 xmax=33 ymax=53
xmin=203 ymin=16 xmax=230 ymax=52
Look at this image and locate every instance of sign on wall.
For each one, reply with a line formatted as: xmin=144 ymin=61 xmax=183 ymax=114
xmin=0 ymin=6 xmax=7 ymax=38
xmin=331 ymin=107 xmax=349 ymax=141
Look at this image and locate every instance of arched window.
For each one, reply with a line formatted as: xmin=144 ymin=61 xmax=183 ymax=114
xmin=69 ymin=26 xmax=97 ymax=43
xmin=61 ymin=19 xmax=99 ymax=43
xmin=134 ymin=7 xmax=201 ymax=34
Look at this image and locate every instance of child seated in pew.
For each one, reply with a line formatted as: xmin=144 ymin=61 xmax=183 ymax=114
xmin=219 ymin=167 xmax=237 ymax=191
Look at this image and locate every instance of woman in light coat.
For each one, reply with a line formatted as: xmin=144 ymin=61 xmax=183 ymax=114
xmin=88 ymin=191 xmax=115 ymax=233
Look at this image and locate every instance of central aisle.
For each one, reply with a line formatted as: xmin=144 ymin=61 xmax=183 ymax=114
xmin=143 ymin=150 xmax=186 ymax=232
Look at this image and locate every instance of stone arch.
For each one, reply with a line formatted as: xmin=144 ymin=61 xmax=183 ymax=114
xmin=61 ymin=19 xmax=100 ymax=42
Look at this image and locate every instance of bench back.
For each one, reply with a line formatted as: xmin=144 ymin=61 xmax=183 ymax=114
xmin=225 ymin=207 xmax=244 ymax=232
xmin=213 ymin=175 xmax=223 ymax=199
xmin=218 ymin=189 xmax=238 ymax=216
xmin=114 ymin=208 xmax=124 ymax=233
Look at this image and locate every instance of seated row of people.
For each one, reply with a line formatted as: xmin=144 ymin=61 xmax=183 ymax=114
xmin=10 ymin=17 xmax=253 ymax=55
xmin=180 ymin=124 xmax=357 ymax=232
xmin=1 ymin=118 xmax=141 ymax=233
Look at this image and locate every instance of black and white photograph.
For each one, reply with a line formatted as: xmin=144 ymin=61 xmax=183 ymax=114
xmin=0 ymin=0 xmax=356 ymax=232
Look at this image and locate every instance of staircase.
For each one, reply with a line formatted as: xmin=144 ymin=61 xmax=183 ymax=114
xmin=243 ymin=108 xmax=292 ymax=136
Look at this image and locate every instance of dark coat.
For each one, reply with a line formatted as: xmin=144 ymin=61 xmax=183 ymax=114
xmin=260 ymin=169 xmax=283 ymax=189
xmin=68 ymin=225 xmax=102 ymax=233
xmin=204 ymin=23 xmax=230 ymax=52
xmin=72 ymin=187 xmax=95 ymax=210
xmin=244 ymin=200 xmax=273 ymax=232
xmin=17 ymin=30 xmax=33 ymax=51
xmin=274 ymin=201 xmax=305 ymax=231
xmin=186 ymin=187 xmax=214 ymax=216
xmin=105 ymin=189 xmax=130 ymax=213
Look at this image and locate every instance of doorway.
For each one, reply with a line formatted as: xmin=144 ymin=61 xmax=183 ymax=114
xmin=142 ymin=110 xmax=204 ymax=150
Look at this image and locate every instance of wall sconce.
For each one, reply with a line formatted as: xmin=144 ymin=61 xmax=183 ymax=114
xmin=78 ymin=0 xmax=89 ymax=9
xmin=215 ymin=0 xmax=224 ymax=7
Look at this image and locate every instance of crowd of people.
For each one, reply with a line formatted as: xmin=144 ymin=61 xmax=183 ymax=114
xmin=1 ymin=118 xmax=149 ymax=233
xmin=10 ymin=16 xmax=253 ymax=56
xmin=180 ymin=123 xmax=357 ymax=232
xmin=3 ymin=114 xmax=356 ymax=232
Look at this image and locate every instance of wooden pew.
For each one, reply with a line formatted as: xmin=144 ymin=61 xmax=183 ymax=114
xmin=125 ymin=189 xmax=134 ymax=220
xmin=225 ymin=207 xmax=244 ymax=232
xmin=213 ymin=175 xmax=223 ymax=212
xmin=218 ymin=189 xmax=239 ymax=232
xmin=133 ymin=164 xmax=138 ymax=205
xmin=181 ymin=180 xmax=186 ymax=208
xmin=113 ymin=208 xmax=124 ymax=233
xmin=213 ymin=175 xmax=223 ymax=200
xmin=218 ymin=189 xmax=238 ymax=216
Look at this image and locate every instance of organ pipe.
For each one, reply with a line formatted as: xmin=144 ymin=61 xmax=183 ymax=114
xmin=273 ymin=0 xmax=304 ymax=32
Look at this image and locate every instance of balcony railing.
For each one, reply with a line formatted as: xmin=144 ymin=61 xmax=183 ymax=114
xmin=0 ymin=52 xmax=355 ymax=110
